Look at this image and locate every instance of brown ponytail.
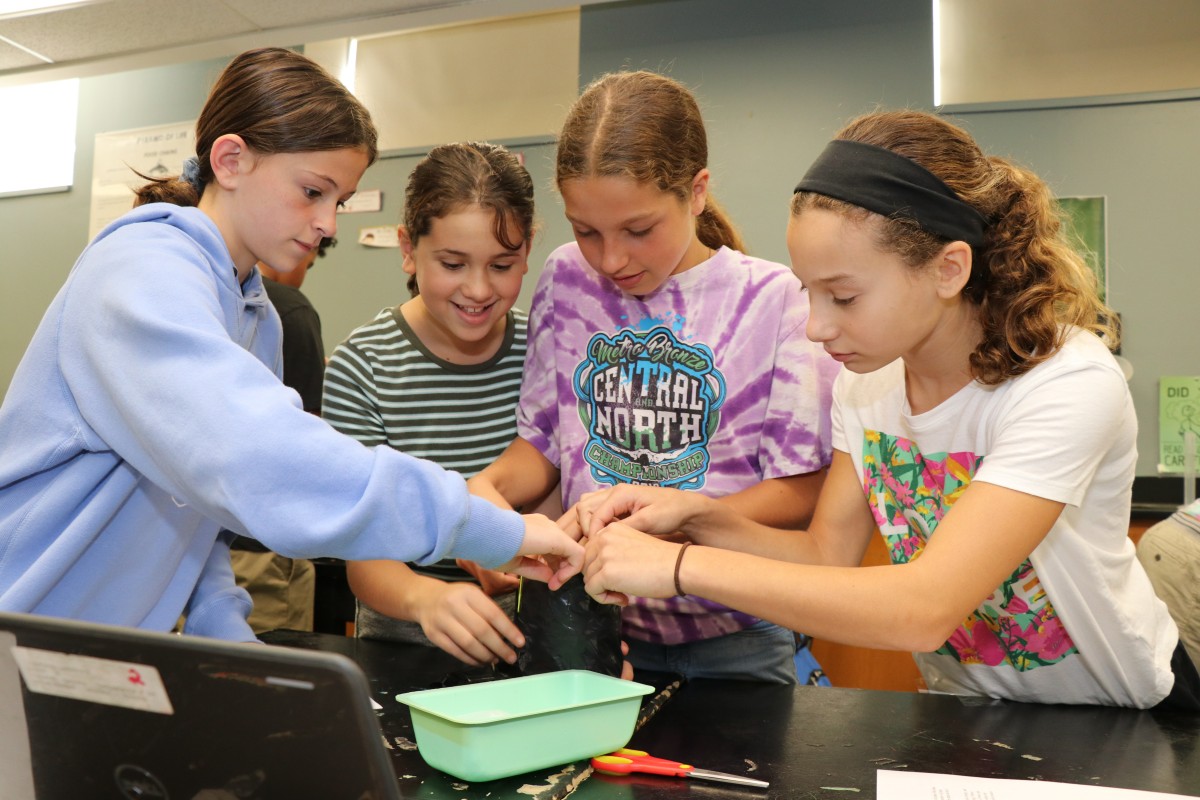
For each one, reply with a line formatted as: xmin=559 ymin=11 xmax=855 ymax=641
xmin=557 ymin=70 xmax=745 ymax=253
xmin=132 ymin=176 xmax=200 ymax=208
xmin=695 ymin=195 xmax=745 ymax=253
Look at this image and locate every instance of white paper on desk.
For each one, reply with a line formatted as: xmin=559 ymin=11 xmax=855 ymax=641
xmin=878 ymin=770 xmax=1193 ymax=799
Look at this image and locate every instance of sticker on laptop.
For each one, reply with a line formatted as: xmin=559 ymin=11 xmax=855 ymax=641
xmin=11 ymin=646 xmax=174 ymax=715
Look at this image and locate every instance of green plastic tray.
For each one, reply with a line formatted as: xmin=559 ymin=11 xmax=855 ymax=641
xmin=396 ymin=670 xmax=653 ymax=782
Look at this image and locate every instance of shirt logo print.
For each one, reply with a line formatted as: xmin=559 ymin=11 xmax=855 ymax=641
xmin=574 ymin=326 xmax=725 ymax=490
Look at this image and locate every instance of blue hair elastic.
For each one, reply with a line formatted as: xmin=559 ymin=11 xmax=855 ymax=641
xmin=180 ymin=157 xmax=203 ymax=194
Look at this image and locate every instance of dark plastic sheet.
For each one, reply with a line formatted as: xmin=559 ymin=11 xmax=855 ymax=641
xmin=497 ymin=575 xmax=622 ymax=677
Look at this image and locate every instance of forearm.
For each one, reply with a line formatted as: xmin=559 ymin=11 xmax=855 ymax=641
xmin=469 ymin=438 xmax=560 ymax=512
xmin=467 ymin=474 xmax=515 ymax=511
xmin=690 ymin=481 xmax=1067 ymax=651
xmin=683 ymin=498 xmax=830 ymax=564
xmin=678 ymin=546 xmax=958 ymax=651
xmin=716 ymin=472 xmax=825 ymax=529
xmin=346 ymin=560 xmax=441 ymax=623
xmin=699 ymin=449 xmax=875 ymax=566
xmin=577 ymin=482 xmax=834 ymax=563
xmin=697 ymin=472 xmax=827 ymax=560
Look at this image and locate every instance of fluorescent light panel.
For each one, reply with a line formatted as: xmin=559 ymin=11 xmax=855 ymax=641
xmin=0 ymin=0 xmax=101 ymax=15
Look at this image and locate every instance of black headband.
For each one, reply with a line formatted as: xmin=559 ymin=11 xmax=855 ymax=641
xmin=793 ymin=139 xmax=988 ymax=247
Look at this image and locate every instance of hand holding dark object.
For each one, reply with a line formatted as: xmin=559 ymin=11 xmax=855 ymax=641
xmin=495 ymin=574 xmax=623 ymax=678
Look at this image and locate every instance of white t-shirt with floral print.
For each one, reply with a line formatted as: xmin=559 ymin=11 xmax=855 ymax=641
xmin=833 ymin=329 xmax=1176 ymax=708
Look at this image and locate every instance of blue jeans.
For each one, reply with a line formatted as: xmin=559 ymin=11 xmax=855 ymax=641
xmin=627 ymin=620 xmax=805 ymax=685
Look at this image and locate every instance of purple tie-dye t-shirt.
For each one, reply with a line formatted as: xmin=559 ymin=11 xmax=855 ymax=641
xmin=517 ymin=242 xmax=838 ymax=644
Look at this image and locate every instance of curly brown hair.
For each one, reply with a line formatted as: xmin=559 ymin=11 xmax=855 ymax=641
xmin=556 ymin=70 xmax=745 ymax=254
xmin=792 ymin=109 xmax=1116 ymax=385
xmin=134 ymin=47 xmax=377 ymax=208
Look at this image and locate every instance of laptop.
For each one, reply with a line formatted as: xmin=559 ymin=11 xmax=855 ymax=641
xmin=0 ymin=611 xmax=401 ymax=800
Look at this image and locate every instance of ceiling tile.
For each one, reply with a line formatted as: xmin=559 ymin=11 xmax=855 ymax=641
xmin=0 ymin=0 xmax=596 ymax=83
xmin=0 ymin=41 xmax=45 ymax=71
xmin=0 ymin=0 xmax=257 ymax=64
xmin=225 ymin=0 xmax=440 ymax=28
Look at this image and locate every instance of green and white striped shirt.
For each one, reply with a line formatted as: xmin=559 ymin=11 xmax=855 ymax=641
xmin=322 ymin=306 xmax=527 ymax=477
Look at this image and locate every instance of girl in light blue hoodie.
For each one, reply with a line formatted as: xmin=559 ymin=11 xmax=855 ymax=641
xmin=0 ymin=47 xmax=582 ymax=644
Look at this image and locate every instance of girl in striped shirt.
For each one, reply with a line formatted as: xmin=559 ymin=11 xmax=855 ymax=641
xmin=322 ymin=142 xmax=539 ymax=666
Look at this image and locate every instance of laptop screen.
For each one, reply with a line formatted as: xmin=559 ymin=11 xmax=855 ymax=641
xmin=0 ymin=612 xmax=400 ymax=800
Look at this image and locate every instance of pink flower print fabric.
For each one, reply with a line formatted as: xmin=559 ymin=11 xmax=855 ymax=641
xmin=861 ymin=429 xmax=1078 ymax=672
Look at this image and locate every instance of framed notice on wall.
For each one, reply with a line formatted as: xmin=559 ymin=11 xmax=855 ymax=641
xmin=1160 ymin=376 xmax=1200 ymax=473
xmin=1056 ymin=196 xmax=1107 ymax=301
xmin=89 ymin=121 xmax=194 ymax=241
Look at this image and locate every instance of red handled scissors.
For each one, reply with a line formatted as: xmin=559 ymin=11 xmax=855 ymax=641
xmin=591 ymin=748 xmax=769 ymax=788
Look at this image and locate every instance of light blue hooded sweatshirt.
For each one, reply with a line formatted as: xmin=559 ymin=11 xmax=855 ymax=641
xmin=0 ymin=204 xmax=524 ymax=641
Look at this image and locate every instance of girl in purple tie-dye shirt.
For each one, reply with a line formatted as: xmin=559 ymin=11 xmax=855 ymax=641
xmin=470 ymin=71 xmax=838 ymax=684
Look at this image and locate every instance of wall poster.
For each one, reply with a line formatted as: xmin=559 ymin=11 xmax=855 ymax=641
xmin=1160 ymin=376 xmax=1200 ymax=474
xmin=1056 ymin=195 xmax=1107 ymax=302
xmin=89 ymin=121 xmax=194 ymax=241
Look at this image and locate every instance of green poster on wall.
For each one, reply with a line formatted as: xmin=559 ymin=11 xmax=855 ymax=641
xmin=1160 ymin=376 xmax=1200 ymax=472
xmin=1057 ymin=196 xmax=1107 ymax=302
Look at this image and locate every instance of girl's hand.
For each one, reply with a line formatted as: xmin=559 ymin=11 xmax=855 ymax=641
xmin=499 ymin=514 xmax=584 ymax=589
xmin=583 ymin=521 xmax=684 ymax=605
xmin=555 ymin=504 xmax=585 ymax=542
xmin=619 ymin=640 xmax=634 ymax=682
xmin=575 ymin=485 xmax=710 ymax=539
xmin=454 ymin=559 xmax=521 ymax=596
xmin=415 ymin=582 xmax=525 ymax=666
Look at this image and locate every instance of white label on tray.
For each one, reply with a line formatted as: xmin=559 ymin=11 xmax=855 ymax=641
xmin=12 ymin=646 xmax=174 ymax=715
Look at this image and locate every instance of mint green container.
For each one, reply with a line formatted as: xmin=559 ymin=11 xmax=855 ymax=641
xmin=396 ymin=670 xmax=653 ymax=782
